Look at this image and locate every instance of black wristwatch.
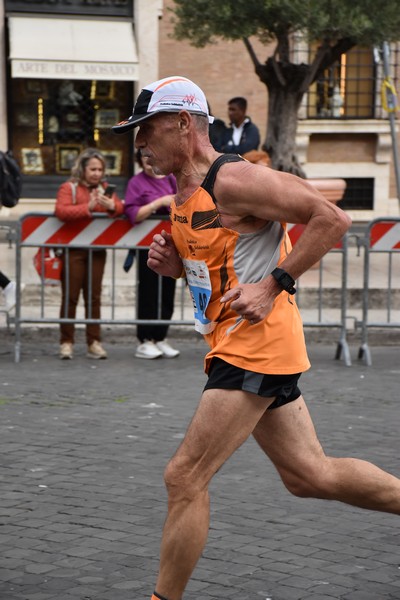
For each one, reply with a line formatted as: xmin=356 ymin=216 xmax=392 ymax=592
xmin=271 ymin=267 xmax=296 ymax=295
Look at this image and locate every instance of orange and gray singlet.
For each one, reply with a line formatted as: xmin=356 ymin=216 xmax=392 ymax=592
xmin=170 ymin=154 xmax=310 ymax=376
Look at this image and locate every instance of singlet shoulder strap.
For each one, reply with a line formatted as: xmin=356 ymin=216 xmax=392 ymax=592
xmin=201 ymin=153 xmax=244 ymax=202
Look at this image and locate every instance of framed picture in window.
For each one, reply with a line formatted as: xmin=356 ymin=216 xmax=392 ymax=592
xmin=21 ymin=147 xmax=44 ymax=174
xmin=56 ymin=144 xmax=82 ymax=175
xmin=16 ymin=111 xmax=37 ymax=127
xmin=102 ymin=150 xmax=122 ymax=176
xmin=95 ymin=81 xmax=115 ymax=100
xmin=24 ymin=80 xmax=48 ymax=98
xmin=94 ymin=109 xmax=119 ymax=129
xmin=59 ymin=107 xmax=83 ymax=135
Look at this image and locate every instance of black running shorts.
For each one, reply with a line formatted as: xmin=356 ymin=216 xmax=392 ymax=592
xmin=204 ymin=357 xmax=302 ymax=409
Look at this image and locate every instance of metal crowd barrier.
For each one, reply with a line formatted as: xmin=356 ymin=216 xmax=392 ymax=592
xmin=358 ymin=217 xmax=400 ymax=366
xmin=288 ymin=225 xmax=352 ymax=366
xmin=12 ymin=213 xmax=354 ymax=363
xmin=14 ymin=212 xmax=193 ymax=362
xmin=0 ymin=223 xmax=17 ymax=330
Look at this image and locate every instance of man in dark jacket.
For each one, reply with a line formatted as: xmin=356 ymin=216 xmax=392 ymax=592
xmin=221 ymin=96 xmax=260 ymax=154
xmin=207 ymin=103 xmax=228 ymax=152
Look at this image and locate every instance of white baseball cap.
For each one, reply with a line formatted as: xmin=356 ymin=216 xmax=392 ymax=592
xmin=112 ymin=76 xmax=214 ymax=134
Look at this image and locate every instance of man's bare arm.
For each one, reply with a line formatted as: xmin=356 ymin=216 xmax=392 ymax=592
xmin=216 ymin=161 xmax=351 ymax=279
xmin=217 ymin=162 xmax=352 ymax=323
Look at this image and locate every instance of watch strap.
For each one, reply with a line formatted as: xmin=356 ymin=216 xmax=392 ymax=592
xmin=271 ymin=267 xmax=296 ymax=295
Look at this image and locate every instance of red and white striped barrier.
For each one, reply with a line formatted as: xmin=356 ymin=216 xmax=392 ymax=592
xmin=368 ymin=221 xmax=400 ymax=250
xmin=20 ymin=215 xmax=349 ymax=250
xmin=20 ymin=215 xmax=171 ymax=248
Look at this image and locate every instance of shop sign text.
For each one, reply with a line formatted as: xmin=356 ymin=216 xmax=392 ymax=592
xmin=12 ymin=60 xmax=139 ymax=81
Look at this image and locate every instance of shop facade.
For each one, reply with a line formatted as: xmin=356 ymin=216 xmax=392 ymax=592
xmin=0 ymin=0 xmax=162 ymax=211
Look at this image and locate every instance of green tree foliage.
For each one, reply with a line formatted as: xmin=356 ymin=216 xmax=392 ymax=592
xmin=170 ymin=0 xmax=400 ymax=175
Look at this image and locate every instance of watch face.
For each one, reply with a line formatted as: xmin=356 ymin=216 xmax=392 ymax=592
xmin=271 ymin=268 xmax=296 ymax=294
xmin=280 ymin=274 xmax=291 ymax=287
xmin=278 ymin=271 xmax=296 ymax=294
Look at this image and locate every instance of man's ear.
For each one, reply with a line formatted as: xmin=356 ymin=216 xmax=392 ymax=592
xmin=178 ymin=110 xmax=190 ymax=130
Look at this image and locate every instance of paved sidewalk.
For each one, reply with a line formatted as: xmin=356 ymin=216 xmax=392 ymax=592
xmin=0 ymin=330 xmax=399 ymax=600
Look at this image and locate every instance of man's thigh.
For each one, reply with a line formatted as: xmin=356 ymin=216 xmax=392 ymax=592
xmin=171 ymin=388 xmax=274 ymax=487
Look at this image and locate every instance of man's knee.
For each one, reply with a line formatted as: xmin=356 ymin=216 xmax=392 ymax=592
xmin=281 ymin=460 xmax=336 ymax=499
xmin=163 ymin=456 xmax=205 ymax=502
xmin=283 ymin=474 xmax=319 ymax=498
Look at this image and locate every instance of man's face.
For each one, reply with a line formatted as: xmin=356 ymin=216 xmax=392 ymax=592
xmin=135 ymin=113 xmax=180 ymax=176
xmin=228 ymin=102 xmax=245 ymax=127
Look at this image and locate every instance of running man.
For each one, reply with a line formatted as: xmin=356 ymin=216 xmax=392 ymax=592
xmin=112 ymin=76 xmax=400 ymax=600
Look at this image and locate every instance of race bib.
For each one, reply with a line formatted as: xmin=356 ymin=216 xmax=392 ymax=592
xmin=182 ymin=259 xmax=217 ymax=334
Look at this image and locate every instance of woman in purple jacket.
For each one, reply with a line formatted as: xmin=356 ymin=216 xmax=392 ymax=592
xmin=124 ymin=151 xmax=179 ymax=359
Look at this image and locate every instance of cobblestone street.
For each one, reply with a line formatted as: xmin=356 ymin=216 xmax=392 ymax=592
xmin=0 ymin=330 xmax=399 ymax=600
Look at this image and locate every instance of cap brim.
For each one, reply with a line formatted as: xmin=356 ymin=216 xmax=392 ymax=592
xmin=111 ymin=112 xmax=155 ymax=134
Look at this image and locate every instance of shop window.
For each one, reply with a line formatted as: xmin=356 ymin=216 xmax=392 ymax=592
xmin=338 ymin=178 xmax=374 ymax=210
xmin=307 ymin=47 xmax=376 ymax=119
xmin=9 ymin=78 xmax=134 ymax=198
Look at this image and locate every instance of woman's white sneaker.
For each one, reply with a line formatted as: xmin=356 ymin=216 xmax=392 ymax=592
xmin=155 ymin=340 xmax=180 ymax=358
xmin=135 ymin=340 xmax=163 ymax=359
xmin=3 ymin=281 xmax=26 ymax=311
xmin=3 ymin=281 xmax=16 ymax=311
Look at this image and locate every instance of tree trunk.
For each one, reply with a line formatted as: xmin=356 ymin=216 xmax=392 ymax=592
xmin=254 ymin=57 xmax=310 ymax=177
xmin=263 ymin=83 xmax=305 ymax=177
xmin=243 ymin=37 xmax=356 ymax=177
